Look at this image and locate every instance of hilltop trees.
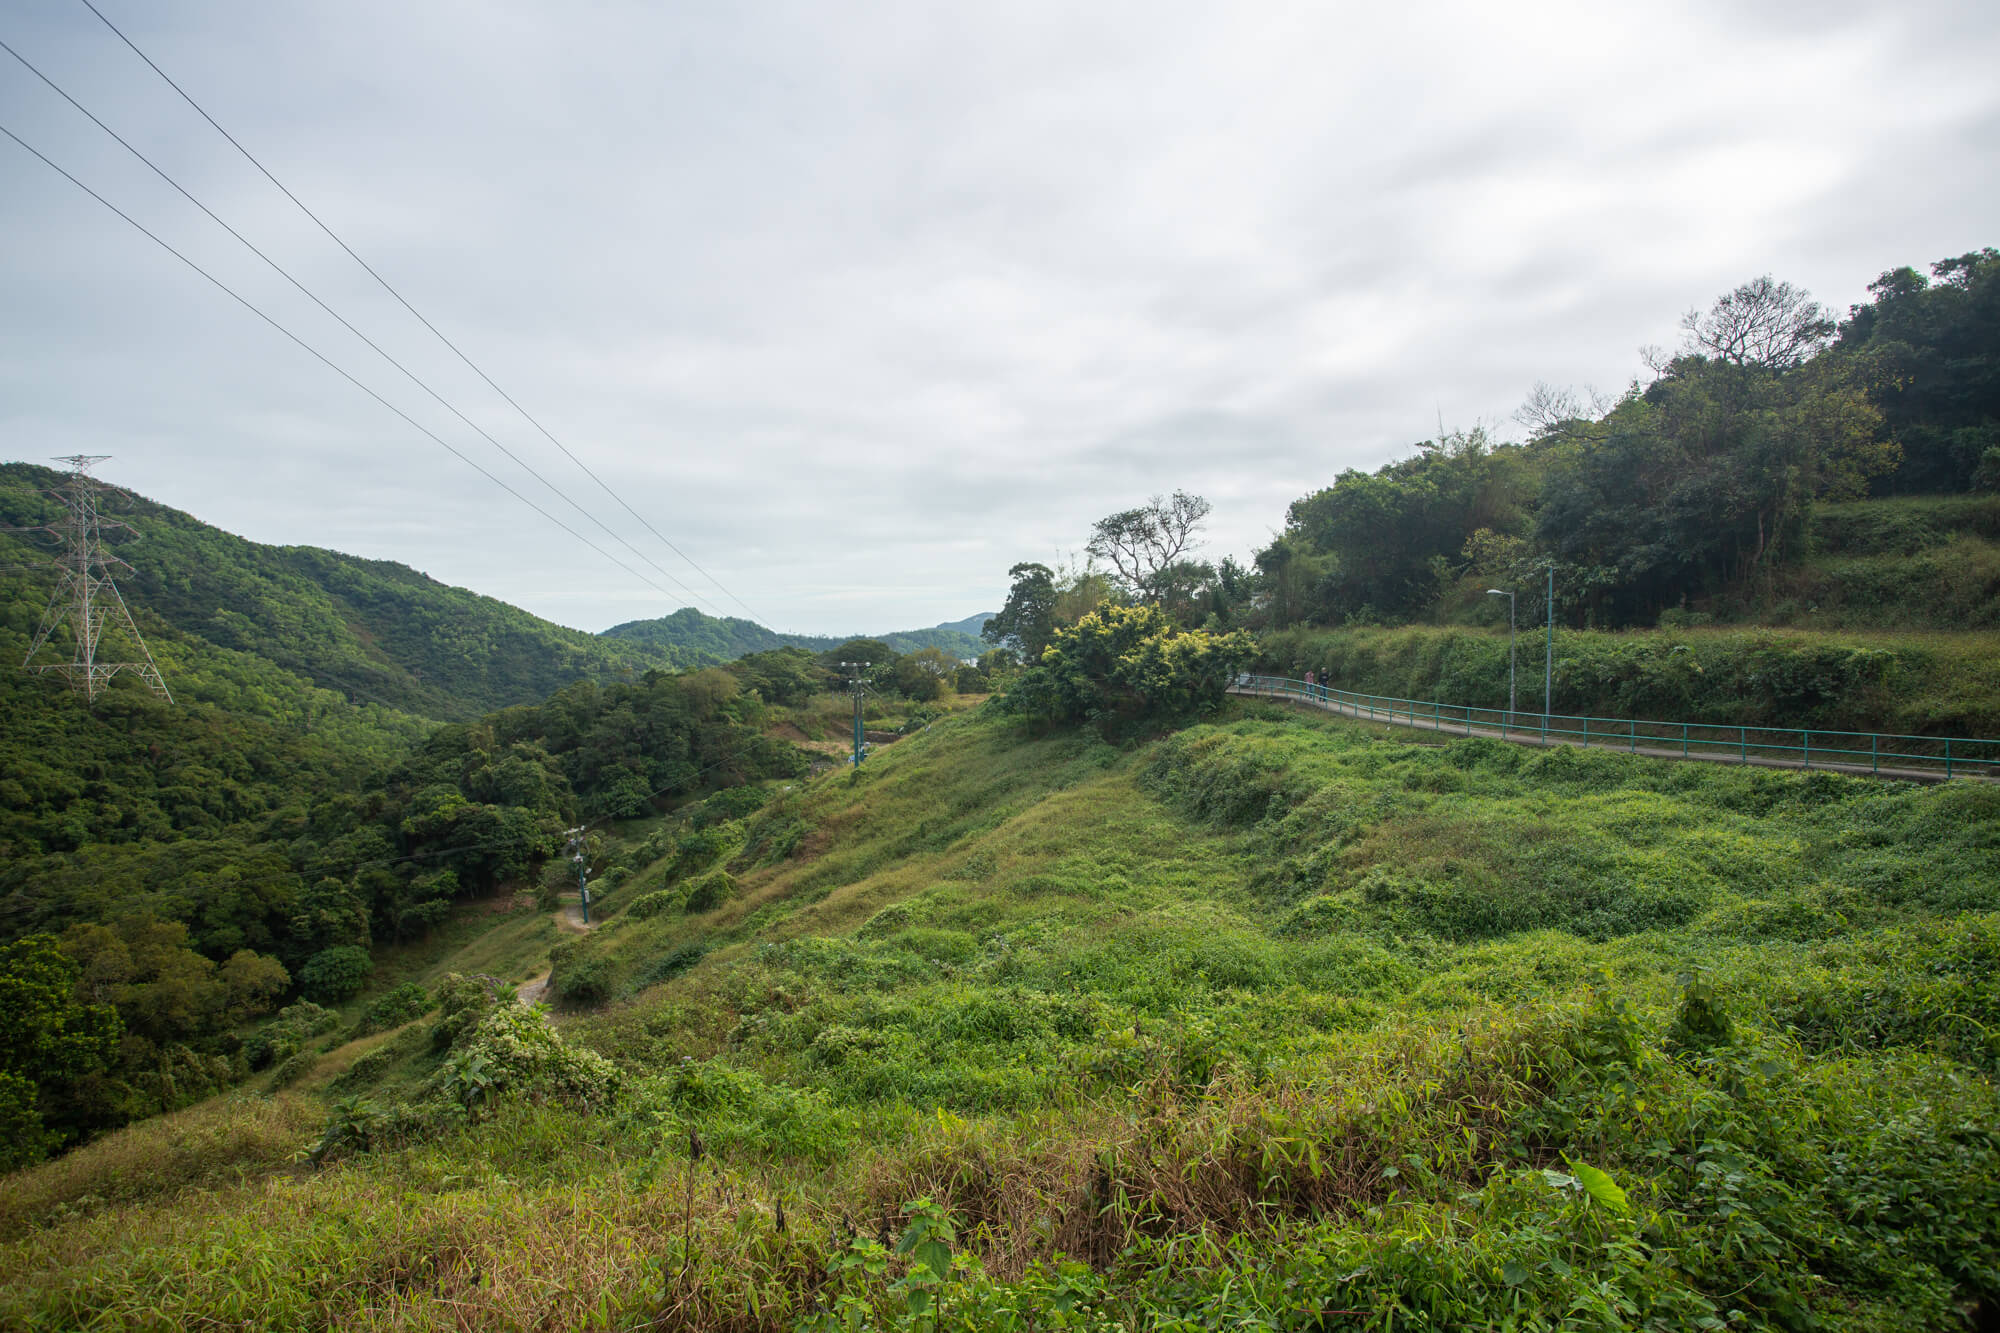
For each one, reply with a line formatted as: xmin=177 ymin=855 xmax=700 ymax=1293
xmin=1836 ymin=248 xmax=2000 ymax=493
xmin=1251 ymin=256 xmax=1978 ymax=629
xmin=1283 ymin=428 xmax=1532 ymax=623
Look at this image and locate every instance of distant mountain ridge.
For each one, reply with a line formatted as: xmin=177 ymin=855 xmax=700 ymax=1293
xmin=600 ymin=607 xmax=995 ymax=662
xmin=0 ymin=462 xmax=685 ymax=721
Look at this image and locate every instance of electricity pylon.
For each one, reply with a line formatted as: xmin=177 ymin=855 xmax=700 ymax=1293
xmin=10 ymin=456 xmax=171 ymax=703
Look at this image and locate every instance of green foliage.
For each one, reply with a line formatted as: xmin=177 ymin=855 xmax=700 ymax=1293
xmin=243 ymin=1001 xmax=340 ymax=1071
xmin=0 ymin=462 xmax=681 ymax=725
xmin=297 ymin=945 xmax=373 ymax=1005
xmin=625 ymin=889 xmax=683 ymax=921
xmin=355 ymin=981 xmax=433 ymax=1036
xmin=554 ymin=957 xmax=617 ymax=1008
xmin=0 ymin=936 xmax=119 ymax=1167
xmin=984 ymin=563 xmax=1059 ymax=658
xmin=267 ymin=1049 xmax=316 ymax=1089
xmin=1003 ymin=604 xmax=1255 ymax=728
xmin=7 ymin=706 xmax=2000 ymax=1328
xmin=683 ymin=871 xmax=736 ymax=914
xmin=1837 ymin=248 xmax=2000 ymax=494
xmin=1239 ymin=251 xmax=1996 ymax=632
xmin=1258 ymin=620 xmax=2000 ymax=735
xmin=727 ymin=647 xmax=831 ymax=706
xmin=428 ymin=973 xmax=506 ymax=1052
xmin=1286 ymin=427 xmax=1532 ymax=621
xmin=421 ymin=1004 xmax=621 ymax=1115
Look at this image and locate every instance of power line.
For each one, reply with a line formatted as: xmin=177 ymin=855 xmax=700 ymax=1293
xmin=0 ymin=120 xmax=687 ymax=604
xmin=76 ymin=0 xmax=768 ymax=625
xmin=0 ymin=35 xmax=722 ymax=618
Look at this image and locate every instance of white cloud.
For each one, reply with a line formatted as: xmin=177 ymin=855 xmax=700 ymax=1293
xmin=2 ymin=0 xmax=1996 ymax=634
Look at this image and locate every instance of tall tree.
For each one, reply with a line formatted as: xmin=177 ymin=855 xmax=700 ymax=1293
xmin=1085 ymin=492 xmax=1212 ymax=600
xmin=983 ymin=563 xmax=1059 ymax=659
xmin=1680 ymin=275 xmax=1835 ymax=371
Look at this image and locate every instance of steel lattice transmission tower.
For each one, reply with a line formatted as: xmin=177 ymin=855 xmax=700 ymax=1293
xmin=11 ymin=456 xmax=172 ymax=703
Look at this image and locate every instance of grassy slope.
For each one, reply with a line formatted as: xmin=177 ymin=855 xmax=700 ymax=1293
xmin=5 ymin=705 xmax=1999 ymax=1328
xmin=1260 ymin=622 xmax=2000 ymax=737
xmin=1765 ymin=494 xmax=2000 ymax=631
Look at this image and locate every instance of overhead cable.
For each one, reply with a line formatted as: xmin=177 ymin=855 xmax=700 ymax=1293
xmin=0 ymin=120 xmax=694 ymax=605
xmin=1 ymin=34 xmax=722 ymax=617
xmin=76 ymin=0 xmax=768 ymax=626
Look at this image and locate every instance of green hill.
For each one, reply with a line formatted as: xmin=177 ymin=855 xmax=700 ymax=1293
xmin=0 ymin=462 xmax=684 ymax=723
xmin=7 ymin=699 xmax=1998 ymax=1328
xmin=601 ymin=606 xmax=994 ymax=662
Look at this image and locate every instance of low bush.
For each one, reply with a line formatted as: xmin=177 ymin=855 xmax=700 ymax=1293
xmin=297 ymin=945 xmax=373 ymax=1005
xmin=354 ymin=981 xmax=432 ymax=1036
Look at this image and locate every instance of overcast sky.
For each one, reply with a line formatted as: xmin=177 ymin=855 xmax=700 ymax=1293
xmin=4 ymin=1 xmax=1997 ymax=636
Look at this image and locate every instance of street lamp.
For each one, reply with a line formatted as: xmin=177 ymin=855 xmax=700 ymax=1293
xmin=1486 ymin=588 xmax=1516 ymax=722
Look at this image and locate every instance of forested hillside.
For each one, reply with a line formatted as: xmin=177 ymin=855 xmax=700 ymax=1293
xmin=1256 ymin=252 xmax=1998 ymax=632
xmin=0 ymin=463 xmax=684 ymax=722
xmin=603 ymin=606 xmax=993 ymax=663
xmin=0 ymin=463 xmax=820 ymax=1164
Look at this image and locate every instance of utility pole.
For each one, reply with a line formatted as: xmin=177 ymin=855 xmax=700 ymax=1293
xmin=564 ymin=825 xmax=591 ymax=923
xmin=8 ymin=456 xmax=171 ymax=703
xmin=1544 ymin=565 xmax=1555 ymax=725
xmin=838 ymin=661 xmax=871 ymax=767
xmin=1486 ymin=587 xmax=1516 ymax=721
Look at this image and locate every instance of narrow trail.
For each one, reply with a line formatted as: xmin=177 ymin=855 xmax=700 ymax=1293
xmin=1229 ymin=684 xmax=1993 ymax=784
xmin=517 ymin=902 xmax=594 ymax=1007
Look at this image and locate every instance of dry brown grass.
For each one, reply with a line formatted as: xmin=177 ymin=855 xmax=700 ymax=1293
xmin=854 ymin=1010 xmax=1567 ymax=1279
xmin=0 ymin=1093 xmax=321 ymax=1240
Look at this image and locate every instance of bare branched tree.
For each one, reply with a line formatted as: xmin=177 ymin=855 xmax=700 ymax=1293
xmin=1515 ymin=382 xmax=1613 ymax=438
xmin=1680 ymin=275 xmax=1834 ymax=371
xmin=1085 ymin=491 xmax=1211 ymax=600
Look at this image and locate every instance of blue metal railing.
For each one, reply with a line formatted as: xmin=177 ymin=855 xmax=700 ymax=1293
xmin=1230 ymin=674 xmax=1999 ymax=782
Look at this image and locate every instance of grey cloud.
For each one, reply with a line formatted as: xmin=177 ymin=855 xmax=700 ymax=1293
xmin=3 ymin=0 xmax=1998 ymax=634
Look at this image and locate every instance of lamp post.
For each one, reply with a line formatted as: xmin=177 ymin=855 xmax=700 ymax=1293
xmin=1544 ymin=565 xmax=1554 ymax=726
xmin=1486 ymin=588 xmax=1515 ymax=722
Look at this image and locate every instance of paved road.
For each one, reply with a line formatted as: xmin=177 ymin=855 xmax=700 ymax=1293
xmin=1228 ymin=685 xmax=1994 ymax=784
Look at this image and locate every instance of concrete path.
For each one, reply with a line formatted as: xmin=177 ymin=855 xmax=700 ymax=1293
xmin=1228 ymin=685 xmax=1994 ymax=784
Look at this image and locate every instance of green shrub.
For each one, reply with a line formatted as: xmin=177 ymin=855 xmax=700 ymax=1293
xmin=243 ymin=1001 xmax=340 ymax=1070
xmin=690 ymin=785 xmax=770 ymax=828
xmin=332 ymin=1046 xmax=396 ymax=1091
xmin=298 ymin=946 xmax=373 ymax=1005
xmin=268 ymin=1049 xmax=316 ymax=1089
xmin=553 ymin=958 xmax=615 ymax=1008
xmin=630 ymin=942 xmax=707 ymax=993
xmin=354 ymin=982 xmax=431 ymax=1035
xmin=428 ymin=973 xmax=505 ymax=1052
xmin=425 ymin=1005 xmax=621 ymax=1114
xmin=684 ymin=870 xmax=736 ymax=913
xmin=625 ymin=888 xmax=683 ymax=920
